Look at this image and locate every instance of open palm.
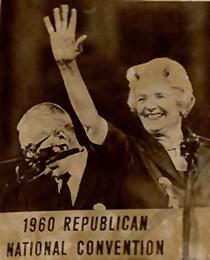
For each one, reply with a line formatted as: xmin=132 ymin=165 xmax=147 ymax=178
xmin=44 ymin=5 xmax=87 ymax=62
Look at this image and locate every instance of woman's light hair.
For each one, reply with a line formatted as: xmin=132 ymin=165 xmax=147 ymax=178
xmin=126 ymin=57 xmax=195 ymax=117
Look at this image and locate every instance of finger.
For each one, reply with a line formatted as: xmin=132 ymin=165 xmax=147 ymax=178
xmin=61 ymin=4 xmax=69 ymax=30
xmin=43 ymin=16 xmax=55 ymax=34
xmin=75 ymin=35 xmax=87 ymax=53
xmin=68 ymin=8 xmax=77 ymax=35
xmin=53 ymin=7 xmax=62 ymax=31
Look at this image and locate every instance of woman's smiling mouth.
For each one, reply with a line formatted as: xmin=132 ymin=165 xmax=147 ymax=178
xmin=144 ymin=112 xmax=165 ymax=120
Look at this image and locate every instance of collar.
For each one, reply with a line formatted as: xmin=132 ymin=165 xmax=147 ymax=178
xmin=139 ymin=127 xmax=190 ymax=186
xmin=55 ymin=148 xmax=88 ymax=205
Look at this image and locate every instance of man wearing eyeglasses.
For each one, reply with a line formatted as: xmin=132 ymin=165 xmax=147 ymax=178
xmin=1 ymin=102 xmax=120 ymax=211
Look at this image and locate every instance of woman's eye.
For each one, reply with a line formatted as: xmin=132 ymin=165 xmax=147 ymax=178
xmin=156 ymin=93 xmax=165 ymax=99
xmin=137 ymin=97 xmax=145 ymax=102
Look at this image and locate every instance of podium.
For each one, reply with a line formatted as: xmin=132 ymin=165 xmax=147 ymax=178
xmin=0 ymin=208 xmax=210 ymax=260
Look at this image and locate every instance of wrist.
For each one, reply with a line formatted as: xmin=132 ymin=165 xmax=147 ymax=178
xmin=57 ymin=60 xmax=79 ymax=74
xmin=57 ymin=59 xmax=73 ymax=67
xmin=56 ymin=59 xmax=77 ymax=70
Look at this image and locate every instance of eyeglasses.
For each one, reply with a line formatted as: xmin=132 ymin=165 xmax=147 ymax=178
xmin=22 ymin=134 xmax=69 ymax=170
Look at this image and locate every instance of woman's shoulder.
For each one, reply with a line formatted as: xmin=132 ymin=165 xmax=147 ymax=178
xmin=183 ymin=126 xmax=210 ymax=149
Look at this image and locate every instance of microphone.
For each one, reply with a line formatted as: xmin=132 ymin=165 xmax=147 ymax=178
xmin=180 ymin=132 xmax=200 ymax=170
xmin=16 ymin=146 xmax=83 ymax=183
xmin=180 ymin=132 xmax=200 ymax=260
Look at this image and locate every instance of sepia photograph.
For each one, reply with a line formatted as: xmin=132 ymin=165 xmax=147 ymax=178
xmin=0 ymin=0 xmax=210 ymax=259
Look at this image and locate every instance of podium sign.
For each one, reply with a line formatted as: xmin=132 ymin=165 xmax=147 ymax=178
xmin=1 ymin=208 xmax=210 ymax=259
xmin=0 ymin=209 xmax=183 ymax=259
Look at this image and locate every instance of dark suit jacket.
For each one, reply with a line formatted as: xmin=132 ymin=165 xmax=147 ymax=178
xmin=0 ymin=150 xmax=121 ymax=212
xmin=103 ymin=123 xmax=210 ymax=208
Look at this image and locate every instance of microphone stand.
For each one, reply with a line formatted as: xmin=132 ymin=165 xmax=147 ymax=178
xmin=0 ymin=147 xmax=82 ymax=184
xmin=181 ymin=133 xmax=199 ymax=260
xmin=0 ymin=146 xmax=82 ymax=211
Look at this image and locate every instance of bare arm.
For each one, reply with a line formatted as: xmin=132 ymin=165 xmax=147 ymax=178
xmin=43 ymin=5 xmax=108 ymax=144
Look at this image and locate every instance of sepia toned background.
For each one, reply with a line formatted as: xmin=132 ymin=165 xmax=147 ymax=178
xmin=0 ymin=0 xmax=210 ymax=180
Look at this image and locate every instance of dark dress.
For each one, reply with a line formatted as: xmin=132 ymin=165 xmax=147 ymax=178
xmin=102 ymin=123 xmax=210 ymax=208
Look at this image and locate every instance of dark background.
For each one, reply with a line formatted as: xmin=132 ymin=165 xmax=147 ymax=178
xmin=1 ymin=0 xmax=210 ymax=162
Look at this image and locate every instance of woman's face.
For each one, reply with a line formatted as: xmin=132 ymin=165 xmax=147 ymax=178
xmin=135 ymin=83 xmax=182 ymax=135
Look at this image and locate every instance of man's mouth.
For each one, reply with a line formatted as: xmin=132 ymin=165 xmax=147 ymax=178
xmin=144 ymin=113 xmax=165 ymax=120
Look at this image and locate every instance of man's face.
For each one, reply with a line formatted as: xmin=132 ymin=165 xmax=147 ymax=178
xmin=19 ymin=127 xmax=80 ymax=177
xmin=134 ymin=83 xmax=182 ymax=135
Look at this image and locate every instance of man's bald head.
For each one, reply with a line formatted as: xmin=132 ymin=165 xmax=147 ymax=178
xmin=17 ymin=102 xmax=75 ymax=149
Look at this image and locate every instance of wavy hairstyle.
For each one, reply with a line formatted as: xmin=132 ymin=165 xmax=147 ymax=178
xmin=126 ymin=57 xmax=195 ymax=117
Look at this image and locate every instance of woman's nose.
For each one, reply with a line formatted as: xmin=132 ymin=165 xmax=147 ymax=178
xmin=146 ymin=107 xmax=156 ymax=113
xmin=144 ymin=99 xmax=157 ymax=111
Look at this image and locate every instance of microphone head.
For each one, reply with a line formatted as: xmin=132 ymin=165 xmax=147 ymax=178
xmin=17 ymin=145 xmax=82 ymax=183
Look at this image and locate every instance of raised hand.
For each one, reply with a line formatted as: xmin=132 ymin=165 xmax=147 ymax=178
xmin=43 ymin=5 xmax=87 ymax=63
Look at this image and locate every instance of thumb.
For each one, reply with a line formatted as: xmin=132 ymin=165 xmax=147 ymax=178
xmin=75 ymin=35 xmax=87 ymax=53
